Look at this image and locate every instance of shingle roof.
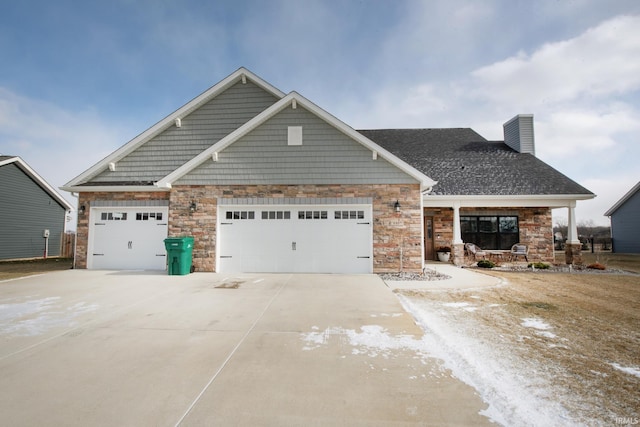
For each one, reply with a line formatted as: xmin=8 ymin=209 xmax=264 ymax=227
xmin=359 ymin=128 xmax=593 ymax=196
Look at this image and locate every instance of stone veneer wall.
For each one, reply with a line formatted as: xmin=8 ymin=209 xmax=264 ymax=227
xmin=75 ymin=191 xmax=171 ymax=269
xmin=428 ymin=206 xmax=554 ymax=262
xmin=169 ymin=184 xmax=423 ymax=273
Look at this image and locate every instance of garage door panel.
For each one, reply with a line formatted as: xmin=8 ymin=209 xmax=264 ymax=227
xmin=218 ymin=205 xmax=372 ymax=273
xmin=89 ymin=208 xmax=168 ymax=270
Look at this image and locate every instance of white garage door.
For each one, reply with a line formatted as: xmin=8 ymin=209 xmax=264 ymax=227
xmin=218 ymin=205 xmax=372 ymax=273
xmin=89 ymin=208 xmax=169 ymax=270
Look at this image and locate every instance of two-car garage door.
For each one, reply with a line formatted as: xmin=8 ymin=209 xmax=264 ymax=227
xmin=218 ymin=204 xmax=372 ymax=273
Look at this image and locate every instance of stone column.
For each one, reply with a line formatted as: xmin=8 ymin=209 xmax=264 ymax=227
xmin=452 ymin=243 xmax=465 ymax=266
xmin=565 ymin=204 xmax=582 ymax=265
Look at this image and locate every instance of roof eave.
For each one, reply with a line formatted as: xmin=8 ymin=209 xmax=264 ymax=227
xmin=424 ymin=193 xmax=596 ymax=208
xmin=60 ymin=185 xmax=170 ymax=193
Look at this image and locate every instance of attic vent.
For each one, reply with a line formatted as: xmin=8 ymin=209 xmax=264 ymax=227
xmin=503 ymin=114 xmax=535 ymax=155
xmin=175 ymin=118 xmax=182 ymax=128
xmin=288 ymin=126 xmax=303 ymax=146
xmin=108 ymin=162 xmax=116 ymax=172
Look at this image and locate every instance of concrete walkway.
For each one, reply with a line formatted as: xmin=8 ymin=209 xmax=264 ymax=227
xmin=0 ymin=270 xmax=493 ymax=426
xmin=384 ymin=262 xmax=504 ymax=291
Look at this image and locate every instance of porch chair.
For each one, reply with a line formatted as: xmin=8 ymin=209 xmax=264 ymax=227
xmin=465 ymin=243 xmax=487 ymax=260
xmin=510 ymin=243 xmax=529 ymax=262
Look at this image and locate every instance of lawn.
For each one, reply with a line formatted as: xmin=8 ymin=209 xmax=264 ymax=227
xmin=399 ymin=253 xmax=640 ymax=425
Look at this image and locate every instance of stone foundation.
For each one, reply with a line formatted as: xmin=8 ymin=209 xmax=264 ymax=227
xmin=564 ymin=243 xmax=583 ymax=265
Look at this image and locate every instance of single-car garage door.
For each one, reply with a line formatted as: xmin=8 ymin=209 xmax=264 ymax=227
xmin=88 ymin=208 xmax=168 ymax=270
xmin=218 ymin=204 xmax=372 ymax=273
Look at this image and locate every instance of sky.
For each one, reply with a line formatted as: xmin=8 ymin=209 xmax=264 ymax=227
xmin=1 ymin=0 xmax=639 ymax=228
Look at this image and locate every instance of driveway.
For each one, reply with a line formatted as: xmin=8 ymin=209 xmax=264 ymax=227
xmin=0 ymin=271 xmax=492 ymax=426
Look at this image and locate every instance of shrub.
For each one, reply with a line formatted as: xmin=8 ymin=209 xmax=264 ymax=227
xmin=587 ymin=262 xmax=606 ymax=270
xmin=527 ymin=262 xmax=550 ymax=269
xmin=477 ymin=259 xmax=495 ymax=268
xmin=437 ymin=246 xmax=451 ymax=253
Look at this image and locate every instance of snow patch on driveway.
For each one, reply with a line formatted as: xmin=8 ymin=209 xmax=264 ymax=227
xmin=301 ymin=324 xmax=430 ymax=360
xmin=0 ymin=296 xmax=98 ymax=336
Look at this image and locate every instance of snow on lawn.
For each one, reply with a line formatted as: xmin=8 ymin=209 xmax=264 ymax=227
xmin=521 ymin=317 xmax=557 ymax=339
xmin=398 ymin=295 xmax=581 ymax=427
xmin=610 ymin=363 xmax=640 ymax=379
xmin=0 ymin=296 xmax=98 ymax=336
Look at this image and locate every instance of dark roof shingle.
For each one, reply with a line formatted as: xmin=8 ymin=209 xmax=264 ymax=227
xmin=359 ymin=128 xmax=593 ymax=196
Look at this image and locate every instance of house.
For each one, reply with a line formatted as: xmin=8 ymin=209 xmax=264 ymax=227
xmin=0 ymin=156 xmax=73 ymax=260
xmin=604 ymin=181 xmax=640 ymax=253
xmin=61 ymin=68 xmax=594 ymax=272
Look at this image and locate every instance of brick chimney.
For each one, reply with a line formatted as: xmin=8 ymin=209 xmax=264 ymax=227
xmin=503 ymin=114 xmax=535 ymax=156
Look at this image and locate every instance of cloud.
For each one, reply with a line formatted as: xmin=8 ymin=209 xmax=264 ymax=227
xmin=0 ymin=87 xmax=135 ymax=205
xmin=470 ymin=15 xmax=640 ymax=106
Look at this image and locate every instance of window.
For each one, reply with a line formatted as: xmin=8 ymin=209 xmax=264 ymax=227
xmin=101 ymin=212 xmax=128 ymax=221
xmin=298 ymin=210 xmax=327 ymax=219
xmin=226 ymin=211 xmax=255 ymax=220
xmin=334 ymin=210 xmax=365 ymax=220
xmin=461 ymin=215 xmax=519 ymax=249
xmin=261 ymin=211 xmax=290 ymax=220
xmin=135 ymin=212 xmax=163 ymax=221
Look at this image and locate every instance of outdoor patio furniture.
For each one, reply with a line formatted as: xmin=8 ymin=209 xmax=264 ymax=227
xmin=465 ymin=243 xmax=487 ymax=260
xmin=510 ymin=243 xmax=529 ymax=261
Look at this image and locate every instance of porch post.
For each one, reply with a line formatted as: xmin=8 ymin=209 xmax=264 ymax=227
xmin=452 ymin=202 xmax=462 ymax=244
xmin=452 ymin=202 xmax=464 ymax=265
xmin=565 ymin=203 xmax=583 ymax=265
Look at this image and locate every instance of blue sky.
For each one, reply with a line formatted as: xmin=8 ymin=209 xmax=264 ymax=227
xmin=1 ymin=0 xmax=639 ymax=227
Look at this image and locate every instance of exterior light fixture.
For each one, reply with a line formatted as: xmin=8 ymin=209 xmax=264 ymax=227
xmin=189 ymin=201 xmax=197 ymax=212
xmin=79 ymin=205 xmax=86 ymax=215
xmin=394 ymin=200 xmax=401 ymax=212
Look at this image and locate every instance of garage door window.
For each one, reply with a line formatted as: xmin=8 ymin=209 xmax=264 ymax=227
xmin=101 ymin=212 xmax=128 ymax=221
xmin=335 ymin=210 xmax=364 ymax=220
xmin=298 ymin=210 xmax=328 ymax=220
xmin=135 ymin=212 xmax=164 ymax=221
xmin=262 ymin=211 xmax=291 ymax=220
xmin=226 ymin=211 xmax=255 ymax=220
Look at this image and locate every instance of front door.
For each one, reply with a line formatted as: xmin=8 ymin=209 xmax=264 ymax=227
xmin=424 ymin=216 xmax=435 ymax=260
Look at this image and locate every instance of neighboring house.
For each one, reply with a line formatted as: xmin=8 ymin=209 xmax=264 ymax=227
xmin=61 ymin=68 xmax=594 ymax=273
xmin=0 ymin=156 xmax=73 ymax=260
xmin=604 ymin=181 xmax=640 ymax=253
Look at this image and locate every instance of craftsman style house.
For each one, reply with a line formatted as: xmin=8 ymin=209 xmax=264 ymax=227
xmin=62 ymin=68 xmax=594 ymax=272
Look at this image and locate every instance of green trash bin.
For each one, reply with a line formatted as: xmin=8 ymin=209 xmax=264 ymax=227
xmin=164 ymin=236 xmax=194 ymax=275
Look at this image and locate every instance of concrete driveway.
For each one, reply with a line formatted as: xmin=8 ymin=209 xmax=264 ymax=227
xmin=0 ymin=271 xmax=492 ymax=426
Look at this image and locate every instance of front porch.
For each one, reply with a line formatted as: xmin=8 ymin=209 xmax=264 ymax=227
xmin=423 ymin=198 xmax=585 ymax=267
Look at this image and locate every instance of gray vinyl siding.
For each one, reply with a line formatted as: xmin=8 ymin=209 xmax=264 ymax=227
xmin=177 ymin=105 xmax=418 ymax=185
xmin=90 ymin=81 xmax=279 ymax=183
xmin=504 ymin=115 xmax=535 ymax=155
xmin=0 ymin=163 xmax=67 ymax=259
xmin=610 ymin=190 xmax=640 ymax=253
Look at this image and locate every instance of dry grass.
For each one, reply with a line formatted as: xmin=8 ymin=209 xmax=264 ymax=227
xmin=401 ymin=253 xmax=640 ymax=424
xmin=0 ymin=258 xmax=73 ymax=281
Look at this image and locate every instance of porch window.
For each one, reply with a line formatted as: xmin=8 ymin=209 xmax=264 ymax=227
xmin=461 ymin=216 xmax=519 ymax=250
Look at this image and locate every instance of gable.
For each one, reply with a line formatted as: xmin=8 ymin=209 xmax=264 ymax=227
xmin=89 ymin=80 xmax=279 ymax=184
xmin=605 ymin=182 xmax=640 ymax=216
xmin=176 ymin=105 xmax=418 ymax=186
xmin=0 ymin=157 xmax=73 ymax=211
